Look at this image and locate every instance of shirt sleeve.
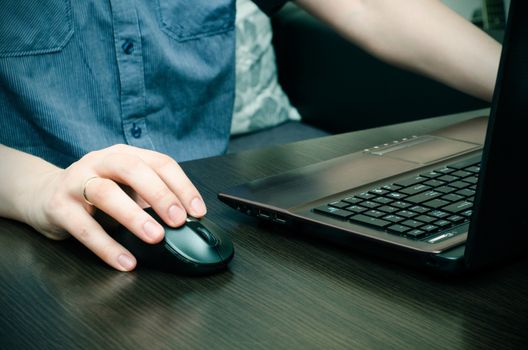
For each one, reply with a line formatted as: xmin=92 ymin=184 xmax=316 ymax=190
xmin=251 ymin=0 xmax=289 ymax=16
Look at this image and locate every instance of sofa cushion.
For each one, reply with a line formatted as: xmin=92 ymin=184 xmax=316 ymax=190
xmin=231 ymin=0 xmax=300 ymax=136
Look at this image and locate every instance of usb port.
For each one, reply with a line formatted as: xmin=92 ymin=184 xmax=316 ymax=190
xmin=257 ymin=210 xmax=271 ymax=220
xmin=274 ymin=215 xmax=288 ymax=224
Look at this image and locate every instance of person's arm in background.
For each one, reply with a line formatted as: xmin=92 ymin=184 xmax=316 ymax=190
xmin=296 ymin=0 xmax=501 ymax=102
xmin=0 ymin=144 xmax=206 ymax=271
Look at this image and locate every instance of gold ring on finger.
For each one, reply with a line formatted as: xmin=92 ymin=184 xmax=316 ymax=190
xmin=82 ymin=176 xmax=100 ymax=206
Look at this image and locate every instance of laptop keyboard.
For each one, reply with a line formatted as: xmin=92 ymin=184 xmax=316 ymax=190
xmin=312 ymin=155 xmax=481 ymax=241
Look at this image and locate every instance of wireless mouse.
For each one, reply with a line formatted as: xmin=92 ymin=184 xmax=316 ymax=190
xmin=111 ymin=207 xmax=234 ymax=275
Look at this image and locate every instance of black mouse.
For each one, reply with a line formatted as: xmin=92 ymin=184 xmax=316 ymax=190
xmin=111 ymin=207 xmax=234 ymax=275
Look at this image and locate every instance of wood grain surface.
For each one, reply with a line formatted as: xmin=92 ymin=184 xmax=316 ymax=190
xmin=1 ymin=109 xmax=527 ymax=350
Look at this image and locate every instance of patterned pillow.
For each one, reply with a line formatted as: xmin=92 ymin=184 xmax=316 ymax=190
xmin=231 ymin=0 xmax=301 ymax=135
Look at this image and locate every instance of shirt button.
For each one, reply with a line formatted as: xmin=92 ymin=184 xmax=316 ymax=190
xmin=131 ymin=123 xmax=142 ymax=138
xmin=122 ymin=40 xmax=134 ymax=55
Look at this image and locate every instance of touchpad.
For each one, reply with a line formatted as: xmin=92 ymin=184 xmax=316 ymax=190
xmin=365 ymin=135 xmax=481 ymax=165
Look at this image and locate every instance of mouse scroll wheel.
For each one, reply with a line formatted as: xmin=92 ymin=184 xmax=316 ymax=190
xmin=195 ymin=226 xmax=219 ymax=247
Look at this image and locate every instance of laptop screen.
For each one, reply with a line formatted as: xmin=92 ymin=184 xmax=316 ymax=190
xmin=465 ymin=0 xmax=528 ymax=268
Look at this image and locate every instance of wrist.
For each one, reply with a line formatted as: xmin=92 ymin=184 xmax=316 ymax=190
xmin=0 ymin=145 xmax=61 ymax=227
xmin=18 ymin=167 xmax=64 ymax=236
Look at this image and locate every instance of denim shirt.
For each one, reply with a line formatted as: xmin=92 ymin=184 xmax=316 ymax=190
xmin=0 ymin=0 xmax=285 ymax=168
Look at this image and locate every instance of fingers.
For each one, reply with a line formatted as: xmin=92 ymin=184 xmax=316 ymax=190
xmin=83 ymin=177 xmax=165 ymax=243
xmin=140 ymin=150 xmax=207 ymax=218
xmin=94 ymin=145 xmax=206 ymax=221
xmin=127 ymin=147 xmax=207 ymax=218
xmin=60 ymin=204 xmax=137 ymax=272
xmin=92 ymin=154 xmax=185 ymax=227
xmin=40 ymin=144 xmax=206 ymax=272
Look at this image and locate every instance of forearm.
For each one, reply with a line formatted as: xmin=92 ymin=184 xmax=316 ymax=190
xmin=296 ymin=0 xmax=501 ymax=102
xmin=0 ymin=144 xmax=60 ymax=223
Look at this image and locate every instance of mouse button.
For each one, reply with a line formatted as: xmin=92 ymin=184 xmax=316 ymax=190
xmin=190 ymin=222 xmax=219 ymax=247
xmin=215 ymin=238 xmax=235 ymax=262
xmin=197 ymin=218 xmax=234 ymax=262
xmin=163 ymin=226 xmax=222 ymax=264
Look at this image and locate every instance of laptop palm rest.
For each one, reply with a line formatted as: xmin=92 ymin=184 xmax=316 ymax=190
xmin=220 ymin=117 xmax=487 ymax=210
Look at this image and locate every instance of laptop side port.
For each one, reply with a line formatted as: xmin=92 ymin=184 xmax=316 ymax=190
xmin=257 ymin=210 xmax=272 ymax=220
xmin=273 ymin=214 xmax=288 ymax=225
xmin=236 ymin=204 xmax=256 ymax=217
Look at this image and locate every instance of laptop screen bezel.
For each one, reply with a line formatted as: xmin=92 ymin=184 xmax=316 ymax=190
xmin=465 ymin=0 xmax=528 ymax=269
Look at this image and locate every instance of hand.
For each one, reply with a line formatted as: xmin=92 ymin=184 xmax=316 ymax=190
xmin=24 ymin=144 xmax=207 ymax=271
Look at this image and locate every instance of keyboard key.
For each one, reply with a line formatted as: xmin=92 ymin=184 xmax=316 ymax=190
xmin=414 ymin=215 xmax=436 ymax=223
xmin=421 ymin=224 xmax=440 ymax=234
xmin=450 ymin=181 xmax=470 ymax=189
xmin=349 ymin=214 xmax=391 ymax=228
xmin=435 ymin=167 xmax=455 ymax=174
xmin=382 ymin=184 xmax=403 ymax=191
xmin=392 ymin=201 xmax=411 ymax=209
xmin=361 ymin=201 xmax=381 ymax=209
xmin=461 ymin=209 xmax=473 ymax=217
xmin=347 ymin=205 xmax=368 ymax=213
xmin=386 ymin=192 xmax=407 ymax=200
xmin=356 ymin=192 xmax=376 ymax=200
xmin=313 ymin=206 xmax=353 ymax=220
xmin=395 ymin=210 xmax=417 ymax=218
xmin=378 ymin=205 xmax=399 ymax=213
xmin=443 ymin=201 xmax=473 ymax=214
xmin=451 ymin=170 xmax=472 ymax=178
xmin=422 ymin=179 xmax=445 ymax=187
xmin=420 ymin=171 xmax=442 ymax=179
xmin=369 ymin=188 xmax=390 ymax=196
xmin=373 ymin=197 xmax=393 ymax=205
xmin=401 ymin=219 xmax=423 ymax=228
xmin=405 ymin=191 xmax=442 ymax=204
xmin=422 ymin=198 xmax=450 ymax=209
xmin=462 ymin=176 xmax=479 ymax=185
xmin=441 ymin=193 xmax=464 ymax=202
xmin=433 ymin=220 xmax=452 ymax=229
xmin=343 ymin=196 xmax=363 ymax=205
xmin=429 ymin=210 xmax=449 ymax=219
xmin=408 ymin=205 xmax=428 ymax=214
xmin=328 ymin=201 xmax=350 ymax=209
xmin=382 ymin=214 xmax=405 ymax=223
xmin=406 ymin=229 xmax=426 ymax=238
xmin=387 ymin=224 xmax=410 ymax=234
xmin=438 ymin=174 xmax=458 ymax=182
xmin=394 ymin=176 xmax=427 ymax=187
xmin=456 ymin=189 xmax=476 ymax=197
xmin=400 ymin=184 xmax=431 ymax=195
xmin=447 ymin=215 xmax=465 ymax=224
xmin=465 ymin=165 xmax=480 ymax=174
xmin=435 ymin=186 xmax=456 ymax=194
xmin=364 ymin=210 xmax=385 ymax=218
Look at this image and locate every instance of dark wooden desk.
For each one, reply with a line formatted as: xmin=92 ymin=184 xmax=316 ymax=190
xmin=1 ymin=110 xmax=527 ymax=349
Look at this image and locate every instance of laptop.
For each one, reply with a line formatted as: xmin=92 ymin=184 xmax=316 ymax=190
xmin=219 ymin=0 xmax=527 ymax=273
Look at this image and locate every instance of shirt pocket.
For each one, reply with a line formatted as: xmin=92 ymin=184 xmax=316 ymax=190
xmin=0 ymin=0 xmax=74 ymax=58
xmin=158 ymin=0 xmax=235 ymax=42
